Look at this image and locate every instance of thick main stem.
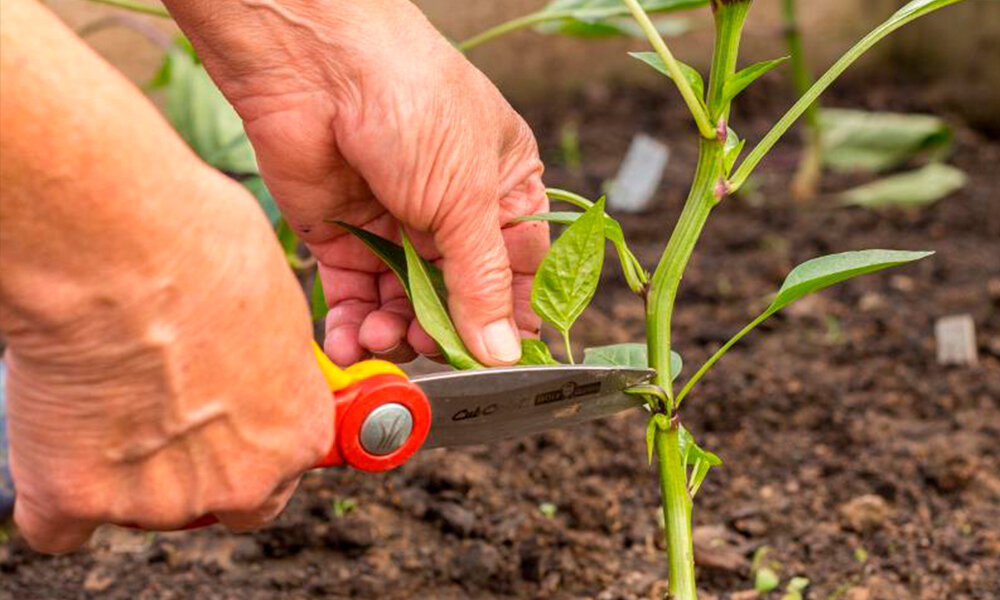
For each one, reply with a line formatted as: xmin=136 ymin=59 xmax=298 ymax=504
xmin=656 ymin=423 xmax=695 ymax=600
xmin=645 ymin=6 xmax=751 ymax=600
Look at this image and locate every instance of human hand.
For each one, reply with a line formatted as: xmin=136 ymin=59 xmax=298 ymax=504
xmin=1 ymin=0 xmax=333 ymax=552
xmin=165 ymin=0 xmax=550 ymax=367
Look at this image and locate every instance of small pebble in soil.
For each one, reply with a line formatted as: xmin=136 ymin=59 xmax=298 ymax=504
xmin=430 ymin=501 xmax=477 ymax=538
xmin=838 ymin=494 xmax=893 ymax=533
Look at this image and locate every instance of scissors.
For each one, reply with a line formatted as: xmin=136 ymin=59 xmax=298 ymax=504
xmin=0 ymin=344 xmax=654 ymax=528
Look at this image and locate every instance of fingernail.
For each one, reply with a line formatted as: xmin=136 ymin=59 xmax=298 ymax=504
xmin=483 ymin=319 xmax=521 ymax=363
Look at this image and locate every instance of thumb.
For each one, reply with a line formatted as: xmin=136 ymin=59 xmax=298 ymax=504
xmin=433 ymin=206 xmax=521 ymax=366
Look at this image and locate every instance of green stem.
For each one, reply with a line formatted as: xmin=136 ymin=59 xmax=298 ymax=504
xmin=656 ymin=422 xmax=696 ymax=600
xmin=458 ymin=11 xmax=571 ymax=52
xmin=86 ymin=0 xmax=171 ymax=18
xmin=675 ymin=311 xmax=770 ymax=405
xmin=621 ymin=0 xmax=716 ymax=139
xmin=562 ymin=330 xmax=575 ymax=364
xmin=706 ymin=1 xmax=750 ymax=123
xmin=646 ymin=141 xmax=722 ymax=405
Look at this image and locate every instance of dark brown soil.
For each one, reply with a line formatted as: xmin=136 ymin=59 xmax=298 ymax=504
xmin=2 ymin=80 xmax=998 ymax=600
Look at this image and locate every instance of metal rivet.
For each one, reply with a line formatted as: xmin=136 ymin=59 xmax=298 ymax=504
xmin=359 ymin=403 xmax=413 ymax=456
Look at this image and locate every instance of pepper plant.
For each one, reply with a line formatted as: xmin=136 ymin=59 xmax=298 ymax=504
xmin=334 ymin=1 xmax=962 ymax=597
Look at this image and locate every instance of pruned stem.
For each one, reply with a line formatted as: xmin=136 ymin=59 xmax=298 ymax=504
xmin=656 ymin=421 xmax=696 ymax=600
xmin=562 ymin=330 xmax=575 ymax=364
xmin=458 ymin=11 xmax=567 ymax=52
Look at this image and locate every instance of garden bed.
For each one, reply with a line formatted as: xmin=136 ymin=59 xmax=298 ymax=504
xmin=1 ymin=81 xmax=998 ymax=600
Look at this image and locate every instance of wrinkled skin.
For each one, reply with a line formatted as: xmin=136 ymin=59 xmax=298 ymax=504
xmin=1 ymin=0 xmax=548 ymax=554
xmin=169 ymin=0 xmax=550 ymax=366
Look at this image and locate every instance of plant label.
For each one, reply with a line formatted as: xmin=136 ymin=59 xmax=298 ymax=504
xmin=935 ymin=314 xmax=978 ymax=366
xmin=608 ymin=134 xmax=669 ymax=213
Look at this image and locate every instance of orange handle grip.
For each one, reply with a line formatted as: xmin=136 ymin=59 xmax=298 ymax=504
xmin=129 ymin=369 xmax=431 ymax=531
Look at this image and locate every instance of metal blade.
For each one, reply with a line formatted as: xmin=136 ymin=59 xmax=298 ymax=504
xmin=413 ymin=365 xmax=655 ymax=449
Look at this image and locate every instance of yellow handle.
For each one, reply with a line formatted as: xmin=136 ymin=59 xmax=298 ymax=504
xmin=311 ymin=341 xmax=408 ymax=392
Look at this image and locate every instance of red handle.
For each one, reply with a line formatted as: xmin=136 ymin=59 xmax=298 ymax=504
xmin=129 ymin=373 xmax=431 ymax=531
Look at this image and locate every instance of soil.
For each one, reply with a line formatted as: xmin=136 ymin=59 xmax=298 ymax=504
xmin=2 ymin=79 xmax=998 ymax=600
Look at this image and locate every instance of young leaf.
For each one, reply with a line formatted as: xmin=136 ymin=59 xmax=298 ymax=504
xmin=531 ymin=199 xmax=607 ymax=337
xmin=723 ymin=127 xmax=746 ymax=176
xmin=677 ymin=425 xmax=722 ymax=497
xmin=310 ymin=274 xmax=328 ymax=322
xmin=839 ymin=163 xmax=967 ymax=208
xmin=583 ymin=343 xmax=682 ymax=381
xmin=402 ymin=231 xmax=483 ymax=370
xmin=518 ymin=339 xmax=560 ymax=365
xmin=767 ymin=250 xmax=934 ymax=314
xmin=729 ymin=0 xmax=968 ymax=191
xmin=722 ymin=57 xmax=789 ymax=102
xmin=676 ymin=249 xmax=934 ymax=404
xmin=517 ymin=210 xmax=648 ymax=293
xmin=333 ymin=222 xmax=448 ymax=302
xmin=820 ymin=108 xmax=953 ymax=173
xmin=646 ymin=418 xmax=657 ymax=464
xmin=629 ymin=51 xmax=706 ymax=104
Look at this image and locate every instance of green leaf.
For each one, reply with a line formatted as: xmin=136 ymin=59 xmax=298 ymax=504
xmin=645 ymin=418 xmax=657 ymax=464
xmin=677 ymin=425 xmax=721 ymax=497
xmin=729 ymin=0 xmax=968 ymax=191
xmin=536 ymin=0 xmax=706 ymax=38
xmin=333 ymin=222 xmax=448 ymax=302
xmin=518 ymin=339 xmax=560 ymax=365
xmin=755 ymin=567 xmax=781 ymax=593
xmin=402 ymin=231 xmax=483 ymax=370
xmin=310 ymin=274 xmax=328 ymax=322
xmin=151 ymin=38 xmax=284 ymax=225
xmin=723 ymin=127 xmax=746 ymax=175
xmin=517 ymin=209 xmax=648 ymax=293
xmin=820 ymin=108 xmax=953 ymax=173
xmin=839 ymin=163 xmax=967 ymax=208
xmin=781 ymin=577 xmax=811 ymax=600
xmin=152 ymin=38 xmax=257 ymax=175
xmin=676 ymin=249 xmax=934 ymax=404
xmin=723 ymin=57 xmax=789 ymax=102
xmin=583 ymin=343 xmax=682 ymax=381
xmin=629 ymin=51 xmax=705 ymax=104
xmin=241 ymin=176 xmax=280 ymax=226
xmin=531 ymin=199 xmax=607 ymax=336
xmin=767 ymin=249 xmax=934 ymax=314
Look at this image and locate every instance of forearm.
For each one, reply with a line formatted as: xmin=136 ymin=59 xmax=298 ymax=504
xmin=0 ymin=0 xmax=265 ymax=358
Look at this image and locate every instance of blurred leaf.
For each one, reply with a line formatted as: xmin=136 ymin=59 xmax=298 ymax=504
xmin=241 ymin=176 xmax=280 ymax=226
xmin=629 ymin=52 xmax=705 ymax=104
xmin=518 ymin=339 xmax=560 ymax=365
xmin=402 ymin=231 xmax=482 ymax=370
xmin=781 ymin=577 xmax=811 ymax=600
xmin=723 ymin=56 xmax=789 ymax=102
xmin=333 ymin=222 xmax=448 ymax=302
xmin=536 ymin=0 xmax=706 ymax=38
xmin=839 ymin=163 xmax=966 ymax=208
xmin=151 ymin=38 xmax=257 ymax=174
xmin=531 ymin=199 xmax=607 ymax=336
xmin=820 ymin=108 xmax=952 ymax=173
xmin=755 ymin=567 xmax=781 ymax=593
xmin=310 ymin=274 xmax=328 ymax=322
xmin=151 ymin=37 xmax=281 ymax=223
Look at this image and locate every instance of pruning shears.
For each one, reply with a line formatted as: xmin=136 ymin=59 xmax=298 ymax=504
xmin=0 ymin=345 xmax=654 ymax=528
